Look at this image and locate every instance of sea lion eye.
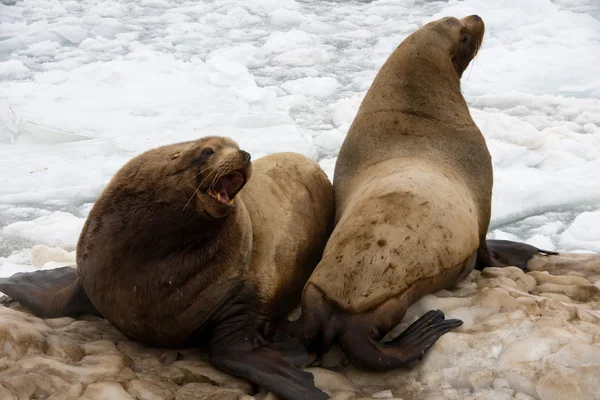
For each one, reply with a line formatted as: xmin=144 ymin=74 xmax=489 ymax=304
xmin=461 ymin=34 xmax=469 ymax=44
xmin=192 ymin=148 xmax=215 ymax=165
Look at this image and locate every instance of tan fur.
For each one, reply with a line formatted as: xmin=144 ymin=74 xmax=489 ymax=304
xmin=305 ymin=16 xmax=488 ymax=318
xmin=243 ymin=153 xmax=334 ymax=315
xmin=77 ymin=137 xmax=334 ymax=346
xmin=308 ymin=158 xmax=479 ymax=313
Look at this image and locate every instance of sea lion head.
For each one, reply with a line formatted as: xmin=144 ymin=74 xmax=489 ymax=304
xmin=172 ymin=136 xmax=252 ymax=219
xmin=418 ymin=15 xmax=485 ymax=78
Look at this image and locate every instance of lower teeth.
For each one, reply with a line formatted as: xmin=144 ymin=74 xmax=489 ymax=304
xmin=214 ymin=192 xmax=234 ymax=205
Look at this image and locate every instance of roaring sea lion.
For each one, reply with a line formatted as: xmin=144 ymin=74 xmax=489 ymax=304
xmin=283 ymin=15 xmax=550 ymax=369
xmin=0 ymin=136 xmax=333 ymax=400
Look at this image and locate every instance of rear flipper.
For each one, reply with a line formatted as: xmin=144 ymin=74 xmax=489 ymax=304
xmin=476 ymin=239 xmax=558 ymax=271
xmin=0 ymin=267 xmax=100 ymax=318
xmin=210 ymin=329 xmax=328 ymax=400
xmin=339 ymin=309 xmax=462 ymax=371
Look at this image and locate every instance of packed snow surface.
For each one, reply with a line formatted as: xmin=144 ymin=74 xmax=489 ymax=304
xmin=0 ymin=0 xmax=599 ymax=398
xmin=1 ymin=253 xmax=599 ymax=400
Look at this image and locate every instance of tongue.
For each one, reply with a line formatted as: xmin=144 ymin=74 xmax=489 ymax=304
xmin=215 ymin=173 xmax=245 ymax=202
xmin=218 ymin=186 xmax=231 ymax=203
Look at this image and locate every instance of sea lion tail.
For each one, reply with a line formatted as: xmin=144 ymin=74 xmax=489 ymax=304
xmin=476 ymin=239 xmax=558 ymax=271
xmin=0 ymin=267 xmax=100 ymax=318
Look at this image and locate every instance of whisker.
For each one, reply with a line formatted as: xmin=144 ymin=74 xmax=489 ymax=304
xmin=465 ymin=37 xmax=483 ymax=84
xmin=178 ymin=166 xmax=213 ymax=189
xmin=182 ymin=184 xmax=202 ymax=212
xmin=209 ymin=164 xmax=228 ymax=191
xmin=182 ymin=168 xmax=218 ymax=212
xmin=199 ymin=169 xmax=216 ymax=191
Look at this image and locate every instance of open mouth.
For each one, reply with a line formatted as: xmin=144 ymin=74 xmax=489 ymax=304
xmin=207 ymin=172 xmax=246 ymax=206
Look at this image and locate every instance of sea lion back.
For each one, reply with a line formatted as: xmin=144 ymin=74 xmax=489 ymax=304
xmin=241 ymin=152 xmax=334 ymax=316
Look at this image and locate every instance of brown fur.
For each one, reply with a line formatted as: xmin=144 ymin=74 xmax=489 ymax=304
xmin=77 ymin=137 xmax=334 ymax=346
xmin=312 ymin=14 xmax=487 ymax=322
xmin=0 ymin=136 xmax=333 ymax=400
xmin=284 ymin=16 xmax=489 ymax=369
xmin=242 ymin=153 xmax=335 ymax=317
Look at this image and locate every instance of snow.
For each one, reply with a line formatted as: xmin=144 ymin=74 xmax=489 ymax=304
xmin=0 ymin=0 xmax=599 ymax=397
xmin=281 ymin=76 xmax=341 ymax=98
xmin=2 ymin=0 xmax=595 ymax=262
xmin=559 ymin=211 xmax=600 ymax=252
xmin=2 ymin=211 xmax=85 ymax=250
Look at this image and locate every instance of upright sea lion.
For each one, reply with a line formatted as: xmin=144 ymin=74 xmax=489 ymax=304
xmin=283 ymin=15 xmax=551 ymax=369
xmin=0 ymin=136 xmax=333 ymax=400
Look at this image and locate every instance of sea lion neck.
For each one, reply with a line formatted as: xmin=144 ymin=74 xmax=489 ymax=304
xmin=358 ymin=39 xmax=469 ymax=127
xmin=333 ymin=17 xmax=486 ymax=220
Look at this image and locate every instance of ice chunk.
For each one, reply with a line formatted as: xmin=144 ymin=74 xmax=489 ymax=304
xmin=0 ymin=59 xmax=30 ymax=80
xmin=559 ymin=211 xmax=600 ymax=252
xmin=2 ymin=211 xmax=85 ymax=250
xmin=281 ymin=77 xmax=340 ymax=99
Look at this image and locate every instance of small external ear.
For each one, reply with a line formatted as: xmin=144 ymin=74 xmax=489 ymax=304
xmin=171 ymin=152 xmax=181 ymax=160
xmin=0 ymin=267 xmax=100 ymax=318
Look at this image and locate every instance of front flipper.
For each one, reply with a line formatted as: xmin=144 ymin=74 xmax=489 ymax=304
xmin=268 ymin=330 xmax=315 ymax=367
xmin=210 ymin=331 xmax=328 ymax=400
xmin=0 ymin=267 xmax=100 ymax=318
xmin=476 ymin=239 xmax=558 ymax=271
xmin=340 ymin=309 xmax=462 ymax=371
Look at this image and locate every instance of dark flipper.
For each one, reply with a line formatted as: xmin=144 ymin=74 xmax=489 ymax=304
xmin=207 ymin=281 xmax=328 ymax=400
xmin=0 ymin=267 xmax=100 ymax=318
xmin=268 ymin=331 xmax=314 ymax=367
xmin=210 ymin=331 xmax=328 ymax=400
xmin=476 ymin=239 xmax=558 ymax=271
xmin=340 ymin=309 xmax=462 ymax=371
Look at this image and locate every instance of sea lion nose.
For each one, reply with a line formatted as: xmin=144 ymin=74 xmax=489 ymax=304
xmin=463 ymin=14 xmax=484 ymax=30
xmin=239 ymin=150 xmax=251 ymax=164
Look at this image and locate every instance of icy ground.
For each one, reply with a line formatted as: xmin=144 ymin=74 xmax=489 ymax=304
xmin=0 ymin=0 xmax=600 ymax=399
xmin=1 ymin=250 xmax=599 ymax=400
